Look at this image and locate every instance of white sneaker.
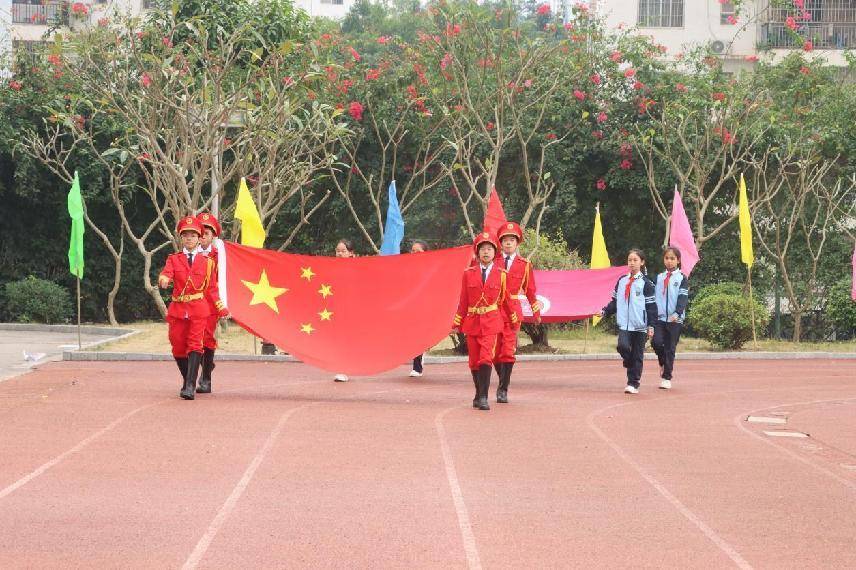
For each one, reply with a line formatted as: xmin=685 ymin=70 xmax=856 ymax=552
xmin=659 ymin=379 xmax=672 ymax=390
xmin=624 ymin=385 xmax=639 ymax=394
xmin=409 ymin=370 xmax=423 ymax=377
xmin=334 ymin=374 xmax=349 ymax=382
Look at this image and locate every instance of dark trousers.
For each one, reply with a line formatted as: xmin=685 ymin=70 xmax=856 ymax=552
xmin=412 ymin=354 xmax=423 ymax=373
xmin=617 ymin=330 xmax=647 ymax=388
xmin=652 ymin=321 xmax=682 ymax=380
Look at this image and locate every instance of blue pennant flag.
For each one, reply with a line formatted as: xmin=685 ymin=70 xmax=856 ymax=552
xmin=379 ymin=180 xmax=405 ymax=255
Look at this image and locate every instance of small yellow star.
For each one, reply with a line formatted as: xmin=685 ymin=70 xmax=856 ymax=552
xmin=318 ymin=284 xmax=333 ymax=298
xmin=300 ymin=323 xmax=315 ymax=334
xmin=241 ymin=270 xmax=288 ymax=313
xmin=318 ymin=308 xmax=333 ymax=321
xmin=300 ymin=267 xmax=315 ymax=281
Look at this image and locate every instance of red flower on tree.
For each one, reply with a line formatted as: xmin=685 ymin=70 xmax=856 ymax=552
xmin=365 ymin=69 xmax=381 ymax=81
xmin=624 ymin=68 xmax=636 ymax=78
xmin=785 ymin=16 xmax=797 ymax=30
xmin=712 ymin=92 xmax=726 ymax=101
xmin=744 ymin=55 xmax=759 ymax=62
xmin=537 ymin=3 xmax=551 ymax=16
xmin=486 ymin=121 xmax=495 ymax=131
xmin=610 ymin=51 xmax=622 ymax=62
xmin=377 ymin=36 xmax=390 ymax=45
xmin=592 ymin=130 xmax=604 ymax=140
xmin=596 ymin=111 xmax=608 ymax=123
xmin=348 ymin=101 xmax=364 ymax=121
xmin=573 ymin=89 xmax=586 ymax=101
xmin=596 ymin=178 xmax=606 ymax=190
xmin=9 ymin=80 xmax=22 ymax=91
xmin=803 ymin=40 xmax=813 ymax=52
xmin=726 ymin=15 xmax=738 ymax=25
xmin=348 ymin=47 xmax=361 ymax=62
xmin=675 ymin=83 xmax=688 ymax=92
xmin=590 ymin=73 xmax=602 ymax=86
xmin=620 ymin=159 xmax=632 ymax=170
xmin=140 ymin=73 xmax=152 ymax=88
xmin=545 ymin=133 xmax=557 ymax=140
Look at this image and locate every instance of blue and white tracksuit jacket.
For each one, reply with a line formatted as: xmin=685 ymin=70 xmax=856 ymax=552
xmin=602 ymin=273 xmax=658 ymax=332
xmin=654 ymin=270 xmax=689 ymax=324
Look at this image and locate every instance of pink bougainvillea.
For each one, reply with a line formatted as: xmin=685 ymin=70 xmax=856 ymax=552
xmin=348 ymin=101 xmax=364 ymax=121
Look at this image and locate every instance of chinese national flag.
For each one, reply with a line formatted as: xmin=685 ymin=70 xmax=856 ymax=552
xmin=220 ymin=242 xmax=472 ymax=375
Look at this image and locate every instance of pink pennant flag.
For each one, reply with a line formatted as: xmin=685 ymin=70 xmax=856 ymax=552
xmin=851 ymin=242 xmax=855 ymax=301
xmin=669 ymin=188 xmax=700 ymax=276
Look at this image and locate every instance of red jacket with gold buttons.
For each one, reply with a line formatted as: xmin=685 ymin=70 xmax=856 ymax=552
xmin=159 ymin=251 xmax=226 ymax=319
xmin=453 ymin=264 xmax=517 ymax=336
xmin=502 ymin=255 xmax=540 ymax=326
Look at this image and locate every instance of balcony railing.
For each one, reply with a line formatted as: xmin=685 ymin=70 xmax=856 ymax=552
xmin=11 ymin=2 xmax=68 ymax=26
xmin=760 ymin=22 xmax=856 ymax=49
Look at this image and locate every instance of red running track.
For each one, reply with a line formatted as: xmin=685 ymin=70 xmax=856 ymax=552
xmin=0 ymin=359 xmax=854 ymax=568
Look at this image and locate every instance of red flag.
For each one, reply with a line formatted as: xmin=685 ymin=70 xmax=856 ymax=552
xmin=482 ymin=187 xmax=508 ymax=237
xmin=219 ymin=242 xmax=472 ymax=375
xmin=521 ymin=266 xmax=629 ymax=323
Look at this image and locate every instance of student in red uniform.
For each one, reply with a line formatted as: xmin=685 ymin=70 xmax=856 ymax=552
xmin=196 ymin=212 xmax=222 ymax=394
xmin=453 ymin=232 xmax=517 ymax=411
xmin=493 ymin=222 xmax=541 ymax=403
xmin=158 ymin=216 xmax=229 ymax=400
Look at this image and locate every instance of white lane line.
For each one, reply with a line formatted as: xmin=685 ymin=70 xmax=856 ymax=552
xmin=435 ymin=407 xmax=482 ymax=570
xmin=182 ymin=404 xmax=307 ymax=570
xmin=587 ymin=402 xmax=753 ymax=570
xmin=0 ymin=402 xmax=159 ymax=501
xmin=182 ymin=386 xmax=405 ymax=569
xmin=735 ymin=396 xmax=856 ymax=493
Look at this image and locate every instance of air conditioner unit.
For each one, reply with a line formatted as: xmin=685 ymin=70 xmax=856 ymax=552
xmin=709 ymin=40 xmax=726 ymax=54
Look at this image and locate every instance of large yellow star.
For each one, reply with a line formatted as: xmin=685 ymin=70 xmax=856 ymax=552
xmin=242 ymin=270 xmax=288 ymax=313
xmin=318 ymin=308 xmax=333 ymax=321
xmin=318 ymin=284 xmax=333 ymax=298
xmin=300 ymin=323 xmax=315 ymax=334
xmin=300 ymin=267 xmax=315 ymax=281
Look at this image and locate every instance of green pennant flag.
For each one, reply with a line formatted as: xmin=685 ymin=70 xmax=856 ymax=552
xmin=67 ymin=171 xmax=85 ymax=279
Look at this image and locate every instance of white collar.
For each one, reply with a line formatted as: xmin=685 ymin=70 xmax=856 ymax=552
xmin=182 ymin=246 xmax=202 ymax=255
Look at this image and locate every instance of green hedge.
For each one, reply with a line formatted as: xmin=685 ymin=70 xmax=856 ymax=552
xmin=3 ymin=276 xmax=73 ymax=324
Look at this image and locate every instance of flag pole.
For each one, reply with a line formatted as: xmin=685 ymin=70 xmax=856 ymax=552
xmin=76 ymin=276 xmax=82 ymax=349
xmin=747 ymin=265 xmax=757 ymax=349
xmin=584 ymin=319 xmax=589 ymax=354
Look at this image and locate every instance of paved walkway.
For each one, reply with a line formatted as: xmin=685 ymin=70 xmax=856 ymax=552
xmin=0 ymin=359 xmax=854 ymax=568
xmin=0 ymin=328 xmax=115 ymax=382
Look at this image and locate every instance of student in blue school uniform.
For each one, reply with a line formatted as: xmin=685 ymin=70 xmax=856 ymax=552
xmin=600 ymin=249 xmax=658 ymax=394
xmin=652 ymin=247 xmax=689 ymax=390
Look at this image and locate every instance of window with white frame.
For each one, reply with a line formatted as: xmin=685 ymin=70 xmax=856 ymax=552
xmin=637 ymin=0 xmax=684 ymax=28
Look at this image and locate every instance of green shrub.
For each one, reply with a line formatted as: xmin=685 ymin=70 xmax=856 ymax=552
xmin=826 ymin=279 xmax=856 ymax=335
xmin=693 ymin=281 xmax=762 ymax=306
xmin=689 ymin=293 xmax=770 ymax=350
xmin=4 ymin=276 xmax=73 ymax=324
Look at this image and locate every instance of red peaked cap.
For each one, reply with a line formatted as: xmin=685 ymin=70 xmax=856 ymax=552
xmin=473 ymin=231 xmax=499 ymax=253
xmin=497 ymin=221 xmax=524 ymax=243
xmin=176 ymin=216 xmax=203 ymax=235
xmin=196 ymin=212 xmax=222 ymax=237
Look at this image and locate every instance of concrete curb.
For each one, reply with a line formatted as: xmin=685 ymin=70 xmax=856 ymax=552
xmin=62 ymin=350 xmax=856 ymax=363
xmin=0 ymin=323 xmax=129 ymax=336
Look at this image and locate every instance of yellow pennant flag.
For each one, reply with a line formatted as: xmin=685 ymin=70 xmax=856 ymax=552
xmin=738 ymin=173 xmax=753 ymax=268
xmin=234 ymin=177 xmax=266 ymax=248
xmin=591 ymin=204 xmax=611 ymax=325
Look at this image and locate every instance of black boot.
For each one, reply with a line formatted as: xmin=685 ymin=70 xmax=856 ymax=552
xmin=471 ymin=369 xmax=479 ymax=408
xmin=174 ymin=356 xmax=188 ymax=382
xmin=197 ymin=348 xmax=215 ymax=393
xmin=497 ymin=362 xmax=513 ymax=403
xmin=180 ymin=351 xmax=202 ymax=400
xmin=476 ymin=364 xmax=491 ymax=411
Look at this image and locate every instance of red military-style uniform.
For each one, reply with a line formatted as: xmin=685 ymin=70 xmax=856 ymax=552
xmin=197 ymin=212 xmax=223 ymax=351
xmin=496 ymin=253 xmax=539 ymax=363
xmin=454 ymin=252 xmax=517 ymax=372
xmin=159 ymin=218 xmax=226 ymax=359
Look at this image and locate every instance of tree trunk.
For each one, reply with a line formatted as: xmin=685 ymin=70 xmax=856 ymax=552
xmin=522 ymin=323 xmax=549 ymax=349
xmin=105 ymin=234 xmax=124 ymax=326
xmin=792 ymin=309 xmax=803 ymax=343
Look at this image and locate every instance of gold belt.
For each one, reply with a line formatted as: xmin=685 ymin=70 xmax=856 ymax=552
xmin=467 ymin=303 xmax=498 ymax=315
xmin=512 ymin=294 xmax=527 ymax=301
xmin=172 ymin=293 xmax=204 ymax=302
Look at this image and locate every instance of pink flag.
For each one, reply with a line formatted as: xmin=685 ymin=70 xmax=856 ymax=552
xmin=521 ymin=266 xmax=629 ymax=323
xmin=669 ymin=189 xmax=700 ymax=275
xmin=851 ymin=242 xmax=856 ymax=301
